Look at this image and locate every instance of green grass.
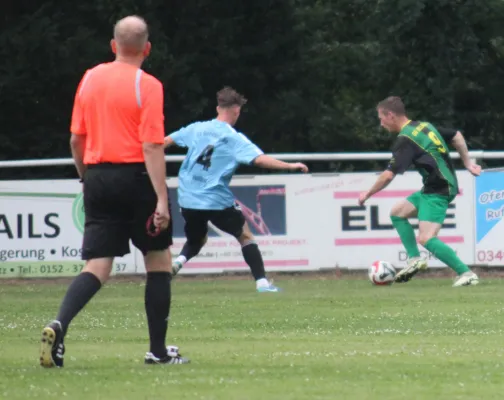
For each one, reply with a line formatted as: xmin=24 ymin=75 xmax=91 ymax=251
xmin=1 ymin=276 xmax=504 ymax=399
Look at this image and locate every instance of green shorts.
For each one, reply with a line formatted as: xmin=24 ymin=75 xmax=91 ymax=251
xmin=406 ymin=191 xmax=455 ymax=224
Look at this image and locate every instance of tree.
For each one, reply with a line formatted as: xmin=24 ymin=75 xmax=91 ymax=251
xmin=1 ymin=0 xmax=504 ymax=178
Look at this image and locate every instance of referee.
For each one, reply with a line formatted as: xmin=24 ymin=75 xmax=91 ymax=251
xmin=39 ymin=15 xmax=189 ymax=367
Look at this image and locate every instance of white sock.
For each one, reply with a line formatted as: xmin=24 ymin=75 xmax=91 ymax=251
xmin=175 ymin=255 xmax=187 ymax=265
xmin=256 ymin=278 xmax=269 ymax=288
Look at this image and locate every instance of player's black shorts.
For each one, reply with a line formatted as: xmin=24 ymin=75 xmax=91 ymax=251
xmin=181 ymin=204 xmax=245 ymax=244
xmin=81 ymin=162 xmax=173 ymax=260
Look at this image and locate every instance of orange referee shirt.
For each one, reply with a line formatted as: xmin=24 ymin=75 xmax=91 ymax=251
xmin=70 ymin=62 xmax=165 ymax=164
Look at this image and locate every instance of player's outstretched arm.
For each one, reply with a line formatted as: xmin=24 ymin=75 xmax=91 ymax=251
xmin=253 ymin=155 xmax=309 ymax=172
xmin=358 ymin=134 xmax=417 ymax=205
xmin=164 ymin=136 xmax=175 ymax=149
xmin=450 ymin=131 xmax=481 ymax=176
xmin=164 ymin=125 xmax=193 ymax=149
xmin=450 ymin=131 xmax=470 ymax=165
xmin=358 ymin=170 xmax=395 ymax=206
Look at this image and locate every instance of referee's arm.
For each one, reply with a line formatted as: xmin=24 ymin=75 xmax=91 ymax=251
xmin=70 ymin=135 xmax=87 ymax=181
xmin=140 ymin=79 xmax=168 ymax=204
xmin=70 ymin=74 xmax=88 ymax=181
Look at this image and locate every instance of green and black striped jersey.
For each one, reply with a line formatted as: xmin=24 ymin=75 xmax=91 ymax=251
xmin=387 ymin=120 xmax=459 ymax=197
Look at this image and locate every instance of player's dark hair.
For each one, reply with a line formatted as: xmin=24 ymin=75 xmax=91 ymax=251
xmin=217 ymin=87 xmax=247 ymax=108
xmin=377 ymin=96 xmax=406 ymax=116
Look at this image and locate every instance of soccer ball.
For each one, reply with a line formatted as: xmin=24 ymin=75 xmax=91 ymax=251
xmin=368 ymin=261 xmax=396 ymax=285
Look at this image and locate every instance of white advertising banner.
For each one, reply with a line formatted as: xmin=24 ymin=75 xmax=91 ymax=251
xmin=474 ymin=169 xmax=504 ymax=265
xmin=0 ymin=170 xmax=477 ymax=278
xmin=0 ymin=180 xmax=136 ymax=278
xmin=329 ymin=171 xmax=475 ymax=268
xmin=155 ymin=175 xmax=318 ymax=274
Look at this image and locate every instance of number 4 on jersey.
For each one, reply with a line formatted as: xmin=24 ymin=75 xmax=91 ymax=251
xmin=196 ymin=145 xmax=215 ymax=171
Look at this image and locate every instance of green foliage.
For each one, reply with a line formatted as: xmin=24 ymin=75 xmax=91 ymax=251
xmin=1 ymin=0 xmax=504 ymax=176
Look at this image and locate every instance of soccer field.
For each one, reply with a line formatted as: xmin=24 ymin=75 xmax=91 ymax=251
xmin=1 ymin=275 xmax=504 ymax=400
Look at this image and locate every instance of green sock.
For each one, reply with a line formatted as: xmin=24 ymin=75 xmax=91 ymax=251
xmin=391 ymin=216 xmax=420 ymax=258
xmin=424 ymin=237 xmax=470 ymax=275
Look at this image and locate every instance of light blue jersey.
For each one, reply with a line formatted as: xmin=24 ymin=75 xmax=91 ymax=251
xmin=169 ymin=119 xmax=264 ymax=210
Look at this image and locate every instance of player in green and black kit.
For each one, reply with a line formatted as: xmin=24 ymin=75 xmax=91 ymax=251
xmin=359 ymin=96 xmax=481 ymax=287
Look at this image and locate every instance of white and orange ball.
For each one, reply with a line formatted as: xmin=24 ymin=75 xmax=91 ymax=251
xmin=368 ymin=261 xmax=396 ymax=285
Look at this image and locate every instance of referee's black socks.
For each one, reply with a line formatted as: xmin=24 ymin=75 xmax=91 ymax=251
xmin=145 ymin=271 xmax=172 ymax=358
xmin=56 ymin=271 xmax=102 ymax=335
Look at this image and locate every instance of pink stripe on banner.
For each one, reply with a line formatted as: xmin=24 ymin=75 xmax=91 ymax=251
xmin=334 ymin=190 xmax=414 ymax=199
xmin=334 ymin=236 xmax=464 ymax=246
xmin=333 ymin=189 xmax=463 ymax=199
xmin=186 ymin=259 xmax=309 ymax=268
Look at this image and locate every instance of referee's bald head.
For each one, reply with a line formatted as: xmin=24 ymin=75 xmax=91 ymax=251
xmin=112 ymin=15 xmax=150 ymax=56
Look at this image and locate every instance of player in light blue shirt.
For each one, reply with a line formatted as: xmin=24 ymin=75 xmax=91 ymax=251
xmin=168 ymin=119 xmax=264 ymax=210
xmin=164 ymin=87 xmax=308 ymax=292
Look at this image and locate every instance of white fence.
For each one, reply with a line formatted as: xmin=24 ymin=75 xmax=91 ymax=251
xmin=1 ymin=150 xmax=504 ymax=168
xmin=0 ymin=152 xmax=503 ymax=279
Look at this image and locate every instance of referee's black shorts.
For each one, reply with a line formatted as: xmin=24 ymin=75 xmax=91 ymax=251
xmin=81 ymin=163 xmax=173 ymax=260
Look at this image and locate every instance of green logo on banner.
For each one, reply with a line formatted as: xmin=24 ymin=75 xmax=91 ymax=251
xmin=72 ymin=192 xmax=85 ymax=233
